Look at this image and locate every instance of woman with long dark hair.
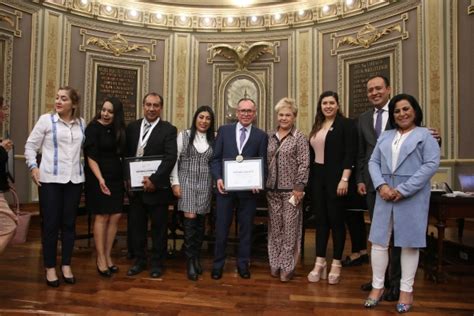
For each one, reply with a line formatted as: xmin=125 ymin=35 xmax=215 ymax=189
xmin=170 ymin=105 xmax=215 ymax=280
xmin=307 ymin=91 xmax=357 ymax=285
xmin=84 ymin=97 xmax=126 ymax=277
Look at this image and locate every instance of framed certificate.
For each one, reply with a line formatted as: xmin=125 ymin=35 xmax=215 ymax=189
xmin=125 ymin=155 xmax=163 ymax=191
xmin=223 ymin=157 xmax=264 ymax=191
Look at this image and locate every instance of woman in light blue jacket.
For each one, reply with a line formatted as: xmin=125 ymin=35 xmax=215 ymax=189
xmin=364 ymin=94 xmax=440 ymax=313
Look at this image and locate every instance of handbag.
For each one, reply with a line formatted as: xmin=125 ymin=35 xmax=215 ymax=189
xmin=8 ymin=186 xmax=32 ymax=244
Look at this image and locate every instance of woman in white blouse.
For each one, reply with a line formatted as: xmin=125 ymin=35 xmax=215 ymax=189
xmin=25 ymin=87 xmax=85 ymax=287
xmin=170 ymin=105 xmax=215 ymax=281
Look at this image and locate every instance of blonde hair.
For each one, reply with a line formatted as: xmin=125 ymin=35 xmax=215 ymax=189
xmin=274 ymin=97 xmax=298 ymax=116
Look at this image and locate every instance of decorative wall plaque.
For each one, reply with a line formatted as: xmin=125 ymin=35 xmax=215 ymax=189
xmin=95 ymin=65 xmax=138 ymax=125
xmin=348 ymin=57 xmax=391 ymax=118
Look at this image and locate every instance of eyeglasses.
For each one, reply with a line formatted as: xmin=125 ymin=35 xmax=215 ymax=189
xmin=238 ymin=109 xmax=255 ymax=114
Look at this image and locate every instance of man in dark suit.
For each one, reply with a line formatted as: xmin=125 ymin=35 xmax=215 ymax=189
xmin=125 ymin=92 xmax=177 ymax=278
xmin=356 ymin=75 xmax=400 ymax=300
xmin=210 ymin=98 xmax=268 ymax=280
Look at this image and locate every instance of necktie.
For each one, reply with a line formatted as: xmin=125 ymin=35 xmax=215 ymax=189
xmin=374 ymin=109 xmax=383 ymax=138
xmin=142 ymin=122 xmax=151 ymax=141
xmin=239 ymin=127 xmax=247 ymax=150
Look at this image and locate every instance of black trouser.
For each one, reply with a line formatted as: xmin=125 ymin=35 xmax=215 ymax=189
xmin=345 ymin=210 xmax=367 ymax=253
xmin=311 ymin=164 xmax=346 ymax=260
xmin=129 ymin=196 xmax=168 ymax=267
xmin=39 ymin=182 xmax=82 ymax=268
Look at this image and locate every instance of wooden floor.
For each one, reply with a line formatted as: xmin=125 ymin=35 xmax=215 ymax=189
xmin=1 ymin=215 xmax=473 ymax=315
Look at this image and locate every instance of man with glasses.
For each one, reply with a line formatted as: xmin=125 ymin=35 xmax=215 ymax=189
xmin=210 ymin=98 xmax=268 ymax=279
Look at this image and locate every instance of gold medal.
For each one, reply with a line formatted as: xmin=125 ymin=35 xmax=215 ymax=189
xmin=236 ymin=155 xmax=244 ymax=162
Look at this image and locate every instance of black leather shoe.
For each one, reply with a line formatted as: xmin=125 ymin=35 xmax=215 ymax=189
xmin=360 ymin=254 xmax=369 ymax=264
xmin=127 ymin=262 xmax=146 ymax=276
xmin=187 ymin=260 xmax=198 ymax=281
xmin=342 ymin=256 xmax=364 ymax=267
xmin=108 ymin=265 xmax=119 ymax=273
xmin=62 ymin=274 xmax=76 ymax=284
xmin=383 ymin=286 xmax=400 ymax=302
xmin=361 ymin=281 xmax=373 ymax=291
xmin=237 ymin=266 xmax=251 ymax=279
xmin=193 ymin=257 xmax=203 ymax=275
xmin=97 ymin=265 xmax=112 ymax=278
xmin=150 ymin=266 xmax=163 ymax=278
xmin=46 ymin=279 xmax=60 ymax=287
xmin=211 ymin=268 xmax=223 ymax=280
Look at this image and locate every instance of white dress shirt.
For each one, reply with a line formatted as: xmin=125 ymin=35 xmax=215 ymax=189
xmin=391 ymin=129 xmax=413 ymax=172
xmin=170 ymin=130 xmax=210 ymax=186
xmin=24 ymin=113 xmax=85 ymax=184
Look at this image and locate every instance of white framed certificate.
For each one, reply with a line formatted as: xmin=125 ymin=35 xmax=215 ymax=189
xmin=125 ymin=155 xmax=163 ymax=191
xmin=223 ymin=157 xmax=264 ymax=191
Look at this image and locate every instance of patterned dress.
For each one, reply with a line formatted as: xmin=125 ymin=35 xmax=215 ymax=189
xmin=177 ymin=130 xmax=213 ymax=214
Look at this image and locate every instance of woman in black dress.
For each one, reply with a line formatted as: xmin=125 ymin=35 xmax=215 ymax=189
xmin=84 ymin=97 xmax=126 ymax=277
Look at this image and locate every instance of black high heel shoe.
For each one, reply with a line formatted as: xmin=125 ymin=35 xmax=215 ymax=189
xmin=62 ymin=274 xmax=76 ymax=284
xmin=45 ymin=269 xmax=59 ymax=287
xmin=108 ymin=265 xmax=119 ymax=273
xmin=46 ymin=278 xmax=59 ymax=287
xmin=97 ymin=265 xmax=112 ymax=278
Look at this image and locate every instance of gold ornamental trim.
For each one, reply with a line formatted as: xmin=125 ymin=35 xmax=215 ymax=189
xmin=337 ymin=23 xmax=402 ymax=49
xmin=0 ymin=9 xmax=22 ymax=37
xmin=207 ymin=41 xmax=275 ymax=70
xmin=79 ymin=30 xmax=156 ymax=60
xmin=330 ymin=13 xmax=409 ymax=56
xmin=469 ymin=1 xmax=474 ymax=15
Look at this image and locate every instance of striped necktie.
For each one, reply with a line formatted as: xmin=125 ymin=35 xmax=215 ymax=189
xmin=142 ymin=122 xmax=151 ymax=140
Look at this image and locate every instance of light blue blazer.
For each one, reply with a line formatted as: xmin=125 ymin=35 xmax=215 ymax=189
xmin=368 ymin=127 xmax=440 ymax=248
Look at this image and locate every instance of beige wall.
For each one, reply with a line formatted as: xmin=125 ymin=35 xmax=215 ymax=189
xmin=0 ymin=0 xmax=472 ymax=202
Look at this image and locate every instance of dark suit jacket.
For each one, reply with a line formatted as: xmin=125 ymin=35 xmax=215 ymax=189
xmin=126 ymin=118 xmax=177 ymax=204
xmin=210 ymin=123 xmax=268 ymax=187
xmin=309 ymin=115 xmax=358 ymax=197
xmin=356 ymin=108 xmax=393 ymax=192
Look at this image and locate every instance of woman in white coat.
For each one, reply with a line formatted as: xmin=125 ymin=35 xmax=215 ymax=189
xmin=364 ymin=94 xmax=440 ymax=313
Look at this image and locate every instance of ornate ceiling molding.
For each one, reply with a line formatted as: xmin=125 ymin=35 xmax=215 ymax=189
xmin=37 ymin=0 xmax=398 ymax=32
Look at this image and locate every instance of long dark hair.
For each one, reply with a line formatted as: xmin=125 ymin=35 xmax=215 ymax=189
xmin=309 ymin=91 xmax=343 ymax=139
xmin=94 ymin=96 xmax=126 ymax=155
xmin=188 ymin=105 xmax=215 ymax=150
xmin=388 ymin=93 xmax=423 ymax=129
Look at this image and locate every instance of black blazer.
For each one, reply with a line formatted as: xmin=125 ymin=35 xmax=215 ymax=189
xmin=310 ymin=115 xmax=358 ymax=197
xmin=126 ymin=118 xmax=177 ymax=204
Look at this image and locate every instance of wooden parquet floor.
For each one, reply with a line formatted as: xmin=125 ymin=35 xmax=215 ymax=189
xmin=0 ymin=215 xmax=473 ymax=315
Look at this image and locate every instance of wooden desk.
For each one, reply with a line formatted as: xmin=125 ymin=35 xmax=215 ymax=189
xmin=428 ymin=194 xmax=474 ymax=282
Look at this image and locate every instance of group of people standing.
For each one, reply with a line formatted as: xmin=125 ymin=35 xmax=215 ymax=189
xmin=19 ymin=73 xmax=440 ymax=314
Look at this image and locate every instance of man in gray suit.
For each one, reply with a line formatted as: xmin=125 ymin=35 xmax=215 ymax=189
xmin=356 ymin=75 xmax=400 ymax=301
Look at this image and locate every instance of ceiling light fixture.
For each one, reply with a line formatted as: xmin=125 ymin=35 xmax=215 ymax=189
xmin=129 ymin=9 xmax=138 ymax=17
xmin=274 ymin=13 xmax=281 ymax=20
xmin=227 ymin=17 xmax=234 ymax=23
xmin=322 ymin=5 xmax=330 ymax=13
xmin=251 ymin=16 xmax=258 ymax=23
xmin=298 ymin=9 xmax=305 ymax=16
xmin=155 ymin=12 xmax=162 ymax=19
xmin=346 ymin=0 xmax=354 ymax=6
xmin=104 ymin=5 xmax=112 ymax=12
xmin=80 ymin=0 xmax=88 ymax=5
xmin=180 ymin=15 xmax=187 ymax=22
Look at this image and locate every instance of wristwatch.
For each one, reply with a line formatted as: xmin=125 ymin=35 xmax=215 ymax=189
xmin=341 ymin=177 xmax=349 ymax=182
